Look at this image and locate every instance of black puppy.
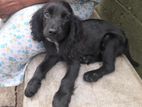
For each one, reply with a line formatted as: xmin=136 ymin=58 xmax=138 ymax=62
xmin=25 ymin=1 xmax=138 ymax=107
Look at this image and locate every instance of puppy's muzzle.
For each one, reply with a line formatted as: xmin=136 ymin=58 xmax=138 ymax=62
xmin=49 ymin=28 xmax=57 ymax=35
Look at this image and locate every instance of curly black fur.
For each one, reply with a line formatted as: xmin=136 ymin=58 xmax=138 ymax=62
xmin=25 ymin=1 xmax=138 ymax=107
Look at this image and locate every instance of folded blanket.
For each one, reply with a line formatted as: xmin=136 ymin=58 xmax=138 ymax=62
xmin=0 ymin=1 xmax=95 ymax=87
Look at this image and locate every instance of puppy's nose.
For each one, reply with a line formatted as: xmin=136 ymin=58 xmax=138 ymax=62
xmin=49 ymin=28 xmax=57 ymax=34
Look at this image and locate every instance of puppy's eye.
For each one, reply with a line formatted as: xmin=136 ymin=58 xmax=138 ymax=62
xmin=44 ymin=12 xmax=50 ymax=18
xmin=64 ymin=15 xmax=69 ymax=20
xmin=61 ymin=13 xmax=69 ymax=20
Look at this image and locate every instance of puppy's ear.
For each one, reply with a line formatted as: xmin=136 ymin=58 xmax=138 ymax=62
xmin=69 ymin=16 xmax=82 ymax=41
xmin=30 ymin=7 xmax=44 ymax=41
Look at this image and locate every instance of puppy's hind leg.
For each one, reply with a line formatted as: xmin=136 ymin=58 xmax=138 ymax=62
xmin=84 ymin=37 xmax=120 ymax=82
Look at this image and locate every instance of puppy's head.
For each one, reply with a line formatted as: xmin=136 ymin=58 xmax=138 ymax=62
xmin=42 ymin=1 xmax=73 ymax=43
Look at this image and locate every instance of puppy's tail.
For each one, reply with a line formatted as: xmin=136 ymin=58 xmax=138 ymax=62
xmin=124 ymin=38 xmax=139 ymax=67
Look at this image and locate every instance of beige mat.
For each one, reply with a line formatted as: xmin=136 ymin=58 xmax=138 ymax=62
xmin=23 ymin=54 xmax=142 ymax=107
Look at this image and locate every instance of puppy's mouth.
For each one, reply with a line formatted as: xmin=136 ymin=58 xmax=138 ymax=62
xmin=45 ymin=32 xmax=58 ymax=41
xmin=46 ymin=37 xmax=60 ymax=53
xmin=46 ymin=37 xmax=56 ymax=43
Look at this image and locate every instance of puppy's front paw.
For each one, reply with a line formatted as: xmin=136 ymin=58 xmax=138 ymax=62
xmin=83 ymin=71 xmax=103 ymax=82
xmin=53 ymin=90 xmax=70 ymax=107
xmin=25 ymin=78 xmax=41 ymax=97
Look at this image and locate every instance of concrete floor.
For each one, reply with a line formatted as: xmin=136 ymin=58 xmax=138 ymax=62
xmin=0 ymin=84 xmax=24 ymax=107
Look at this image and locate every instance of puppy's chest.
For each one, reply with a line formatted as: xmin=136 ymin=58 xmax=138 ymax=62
xmin=59 ymin=43 xmax=90 ymax=60
xmin=59 ymin=47 xmax=79 ymax=60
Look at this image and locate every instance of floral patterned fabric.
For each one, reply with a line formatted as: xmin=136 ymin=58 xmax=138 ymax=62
xmin=0 ymin=1 xmax=97 ymax=87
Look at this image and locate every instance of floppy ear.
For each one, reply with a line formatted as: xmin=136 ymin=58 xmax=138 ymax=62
xmin=68 ymin=16 xmax=82 ymax=41
xmin=30 ymin=7 xmax=44 ymax=41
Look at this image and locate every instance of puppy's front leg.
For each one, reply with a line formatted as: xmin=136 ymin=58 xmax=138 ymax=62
xmin=53 ymin=60 xmax=80 ymax=107
xmin=25 ymin=55 xmax=59 ymax=97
